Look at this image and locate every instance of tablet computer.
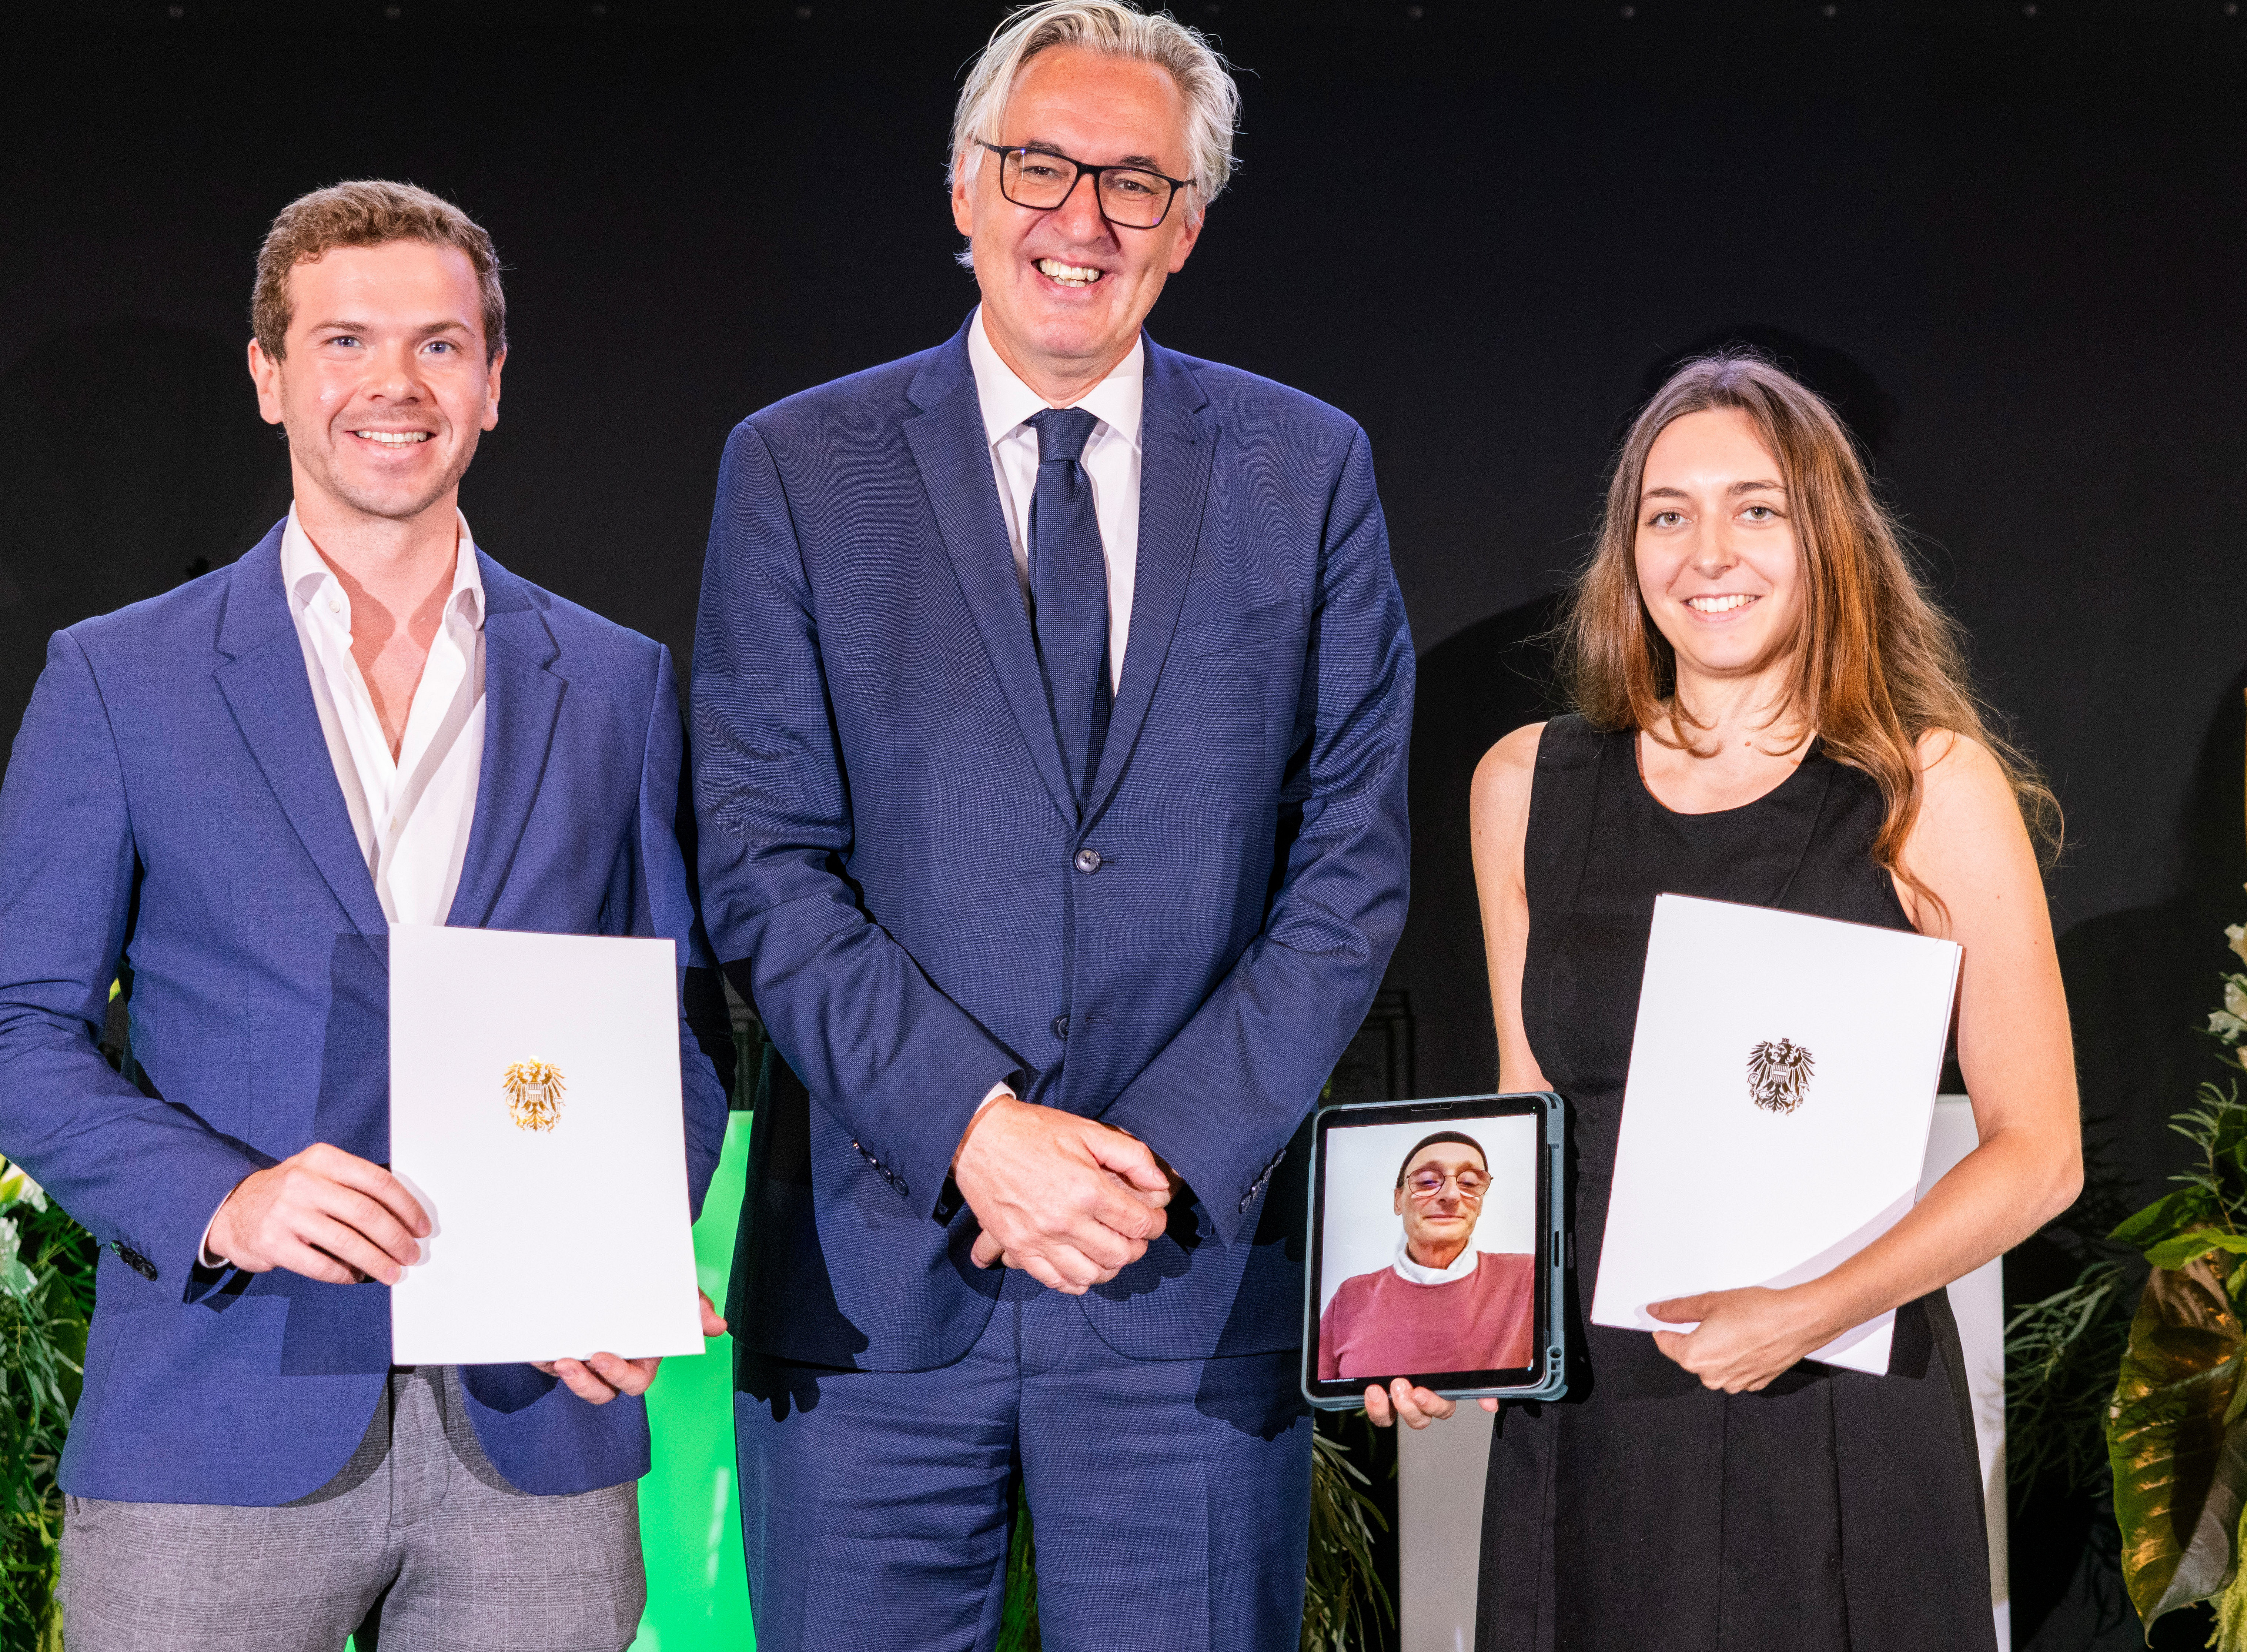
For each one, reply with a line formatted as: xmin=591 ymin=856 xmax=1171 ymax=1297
xmin=1302 ymin=1092 xmax=1568 ymax=1409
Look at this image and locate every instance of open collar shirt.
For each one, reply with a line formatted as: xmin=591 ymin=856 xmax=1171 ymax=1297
xmin=279 ymin=505 xmax=488 ymax=929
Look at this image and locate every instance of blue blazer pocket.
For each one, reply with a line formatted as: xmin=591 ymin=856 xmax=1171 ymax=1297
xmin=1181 ymin=598 xmax=1307 ymax=659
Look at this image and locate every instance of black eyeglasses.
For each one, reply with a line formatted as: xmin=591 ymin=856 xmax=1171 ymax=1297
xmin=978 ymin=142 xmax=1194 ymax=230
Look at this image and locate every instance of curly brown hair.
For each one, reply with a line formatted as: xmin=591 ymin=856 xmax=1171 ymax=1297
xmin=1558 ymin=350 xmax=2061 ymax=901
xmin=252 ymin=180 xmax=505 ymax=362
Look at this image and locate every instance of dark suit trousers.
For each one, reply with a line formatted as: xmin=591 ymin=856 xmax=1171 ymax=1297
xmin=734 ymin=1270 xmax=1313 ymax=1652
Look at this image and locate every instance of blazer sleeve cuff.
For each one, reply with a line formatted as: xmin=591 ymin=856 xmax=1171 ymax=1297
xmin=1104 ymin=1087 xmax=1297 ymax=1251
xmin=122 ymin=1132 xmax=262 ymax=1304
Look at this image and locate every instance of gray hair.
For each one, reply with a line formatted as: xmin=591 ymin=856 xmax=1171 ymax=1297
xmin=947 ymin=0 xmax=1241 ymax=225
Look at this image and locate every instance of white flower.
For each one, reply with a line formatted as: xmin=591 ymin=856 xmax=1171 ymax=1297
xmin=2210 ymin=1010 xmax=2247 ymax=1042
xmin=0 ymin=1154 xmax=44 ymax=1213
xmin=0 ymin=1214 xmax=33 ymax=1298
xmin=2229 ymin=923 xmax=2247 ymax=966
xmin=2227 ymin=979 xmax=2247 ymax=1023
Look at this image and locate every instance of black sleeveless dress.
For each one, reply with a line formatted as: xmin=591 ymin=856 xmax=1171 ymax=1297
xmin=1475 ymin=716 xmax=1995 ymax=1652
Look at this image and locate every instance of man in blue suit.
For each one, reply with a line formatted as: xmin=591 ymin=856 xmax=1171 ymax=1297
xmin=0 ymin=181 xmax=730 ymax=1650
xmin=692 ymin=5 xmax=1413 ymax=1647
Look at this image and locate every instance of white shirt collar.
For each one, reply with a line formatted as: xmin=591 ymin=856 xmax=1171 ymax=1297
xmin=280 ymin=505 xmax=486 ymax=633
xmin=967 ymin=306 xmax=1144 ymax=454
xmin=1392 ymin=1236 xmax=1481 ymax=1287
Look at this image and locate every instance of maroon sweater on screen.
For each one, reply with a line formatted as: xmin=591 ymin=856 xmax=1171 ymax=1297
xmin=1317 ymin=1251 xmax=1537 ymax=1380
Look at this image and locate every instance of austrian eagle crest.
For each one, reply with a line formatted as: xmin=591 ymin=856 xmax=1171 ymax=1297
xmin=501 ymin=1060 xmax=567 ymax=1133
xmin=1746 ymin=1039 xmax=1815 ymax=1114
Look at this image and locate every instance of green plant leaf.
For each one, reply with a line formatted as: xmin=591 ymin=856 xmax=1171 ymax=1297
xmin=2216 ymin=1497 xmax=2247 ymax=1652
xmin=994 ymin=1500 xmax=1039 ymax=1652
xmin=2115 ymin=1188 xmax=2222 ymax=1251
xmin=2006 ymin=1263 xmax=2134 ymax=1499
xmin=2108 ymin=1260 xmax=2247 ymax=1628
xmin=0 ymin=1157 xmax=42 ymax=1217
xmin=2145 ymin=1229 xmax=2247 ymax=1270
xmin=1302 ymin=1424 xmax=1392 ymax=1652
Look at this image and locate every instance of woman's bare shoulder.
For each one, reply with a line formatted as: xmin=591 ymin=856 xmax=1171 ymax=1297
xmin=1900 ymin=727 xmax=2037 ymax=906
xmin=1911 ymin=727 xmax=2015 ymax=817
xmin=1471 ymin=722 xmax=1548 ymax=815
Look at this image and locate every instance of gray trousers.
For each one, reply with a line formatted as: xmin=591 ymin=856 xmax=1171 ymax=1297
xmin=60 ymin=1366 xmax=645 ymax=1652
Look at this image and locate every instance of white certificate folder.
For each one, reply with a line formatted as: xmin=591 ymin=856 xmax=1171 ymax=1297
xmin=388 ymin=926 xmax=704 ymax=1366
xmin=1590 ymin=894 xmax=1962 ymax=1375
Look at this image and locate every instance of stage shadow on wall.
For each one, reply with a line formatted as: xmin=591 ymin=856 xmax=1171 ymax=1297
xmin=2051 ymin=670 xmax=2247 ymax=1221
xmin=1385 ymin=595 xmax=1566 ymax=1099
xmin=2013 ymin=669 xmax=2247 ymax=1652
xmin=0 ymin=320 xmax=287 ymax=761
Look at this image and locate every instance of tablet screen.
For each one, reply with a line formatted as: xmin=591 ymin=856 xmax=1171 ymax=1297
xmin=1304 ymin=1095 xmax=1560 ymax=1404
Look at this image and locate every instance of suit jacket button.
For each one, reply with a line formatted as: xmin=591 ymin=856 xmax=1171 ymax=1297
xmin=1051 ymin=1015 xmax=1070 ymax=1041
xmin=1073 ymin=848 xmax=1102 ymax=875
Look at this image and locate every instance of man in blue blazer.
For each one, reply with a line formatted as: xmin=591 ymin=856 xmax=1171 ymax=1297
xmin=0 ymin=181 xmax=730 ymax=1650
xmin=693 ymin=6 xmax=1412 ymax=1647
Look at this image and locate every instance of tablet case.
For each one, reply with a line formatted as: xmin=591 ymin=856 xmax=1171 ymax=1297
xmin=1302 ymin=1091 xmax=1569 ymax=1409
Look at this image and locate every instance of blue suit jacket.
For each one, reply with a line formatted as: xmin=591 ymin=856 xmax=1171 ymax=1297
xmin=693 ymin=320 xmax=1413 ymax=1369
xmin=0 ymin=524 xmax=733 ymax=1505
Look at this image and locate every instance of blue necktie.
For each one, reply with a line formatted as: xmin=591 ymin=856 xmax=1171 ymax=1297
xmin=1027 ymin=407 xmax=1111 ymax=811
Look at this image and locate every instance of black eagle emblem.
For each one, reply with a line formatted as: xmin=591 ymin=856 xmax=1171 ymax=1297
xmin=1747 ymin=1039 xmax=1815 ymax=1114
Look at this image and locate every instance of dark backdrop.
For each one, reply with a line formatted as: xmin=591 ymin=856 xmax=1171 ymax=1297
xmin=4 ymin=1 xmax=2242 ymax=1643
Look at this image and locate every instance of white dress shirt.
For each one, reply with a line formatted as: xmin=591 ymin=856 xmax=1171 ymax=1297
xmin=279 ymin=506 xmax=488 ymax=927
xmin=967 ymin=307 xmax=1143 ymax=694
xmin=962 ymin=312 xmax=1146 ymax=1119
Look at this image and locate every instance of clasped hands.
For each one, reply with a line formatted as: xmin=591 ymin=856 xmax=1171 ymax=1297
xmin=1365 ymin=1283 xmax=1843 ymax=1430
xmin=205 ymin=1141 xmax=724 ymax=1406
xmin=951 ymin=1096 xmax=1176 ymax=1295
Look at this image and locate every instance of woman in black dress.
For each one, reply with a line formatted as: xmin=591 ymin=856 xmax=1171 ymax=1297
xmin=1367 ymin=352 xmax=2081 ymax=1650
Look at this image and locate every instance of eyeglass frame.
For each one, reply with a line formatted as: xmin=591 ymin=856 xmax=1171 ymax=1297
xmin=976 ymin=141 xmax=1196 ymax=230
xmin=1403 ymin=1167 xmax=1491 ymax=1200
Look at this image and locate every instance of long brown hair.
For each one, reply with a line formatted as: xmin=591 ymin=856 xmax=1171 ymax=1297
xmin=1558 ymin=351 xmax=2061 ymax=897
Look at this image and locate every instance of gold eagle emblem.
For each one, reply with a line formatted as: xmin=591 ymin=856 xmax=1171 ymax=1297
xmin=501 ymin=1061 xmax=566 ymax=1132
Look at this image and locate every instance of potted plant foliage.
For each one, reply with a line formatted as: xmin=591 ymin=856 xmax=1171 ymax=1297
xmin=0 ymin=1153 xmax=94 ymax=1652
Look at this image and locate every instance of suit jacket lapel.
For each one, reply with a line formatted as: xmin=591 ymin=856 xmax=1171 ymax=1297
xmin=1084 ymin=338 xmax=1214 ymax=824
xmin=214 ymin=525 xmax=389 ymax=935
xmin=903 ymin=321 xmax=1077 ymax=826
xmin=445 ymin=554 xmax=566 ymax=929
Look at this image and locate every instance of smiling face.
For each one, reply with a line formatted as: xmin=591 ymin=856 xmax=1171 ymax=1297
xmin=951 ymin=44 xmax=1203 ymax=398
xmin=1633 ymin=407 xmax=1806 ymax=685
xmin=1393 ymin=1142 xmax=1487 ymax=1270
xmin=248 ymin=239 xmax=502 ymax=528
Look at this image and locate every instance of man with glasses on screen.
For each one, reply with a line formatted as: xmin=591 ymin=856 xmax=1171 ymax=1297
xmin=1318 ymin=1132 xmax=1536 ymax=1385
xmin=689 ymin=2 xmax=1412 ymax=1647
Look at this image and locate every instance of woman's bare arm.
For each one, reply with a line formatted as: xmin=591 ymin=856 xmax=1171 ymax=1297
xmin=1477 ymin=724 xmax=1554 ymax=1098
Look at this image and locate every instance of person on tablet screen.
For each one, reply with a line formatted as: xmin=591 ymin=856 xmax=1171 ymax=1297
xmin=1318 ymin=1131 xmax=1534 ymax=1381
xmin=1362 ymin=351 xmax=2082 ymax=1652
